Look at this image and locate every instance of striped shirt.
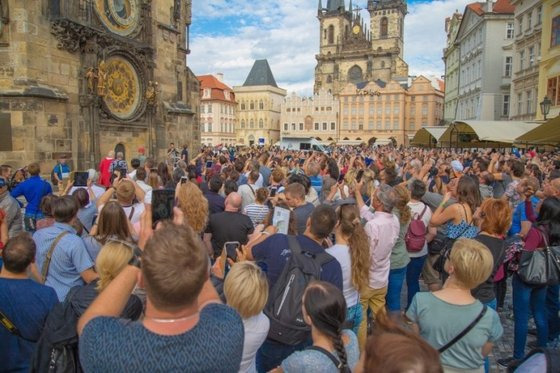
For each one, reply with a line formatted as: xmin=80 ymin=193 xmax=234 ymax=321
xmin=244 ymin=204 xmax=270 ymax=227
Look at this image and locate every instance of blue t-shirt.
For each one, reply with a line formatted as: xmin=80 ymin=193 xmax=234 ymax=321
xmin=0 ymin=278 xmax=58 ymax=373
xmin=309 ymin=175 xmax=323 ymax=196
xmin=79 ymin=303 xmax=244 ymax=373
xmin=10 ymin=176 xmax=53 ymax=215
xmin=508 ymin=196 xmax=539 ymax=237
xmin=33 ymin=223 xmax=94 ymax=301
xmin=252 ymin=234 xmax=343 ymax=292
xmin=52 ymin=163 xmax=71 ymax=179
xmin=281 ymin=330 xmax=360 ymax=373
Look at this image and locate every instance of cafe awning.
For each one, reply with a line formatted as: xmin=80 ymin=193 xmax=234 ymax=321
xmin=515 ymin=116 xmax=560 ymax=145
xmin=410 ymin=126 xmax=447 ymax=146
xmin=440 ymin=121 xmax=541 ymax=146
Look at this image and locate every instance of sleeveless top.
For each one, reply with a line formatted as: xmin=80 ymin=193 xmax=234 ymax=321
xmin=446 ymin=204 xmax=479 ymax=239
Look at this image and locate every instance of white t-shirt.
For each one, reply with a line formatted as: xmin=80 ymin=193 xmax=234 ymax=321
xmin=407 ymin=201 xmax=432 ymax=258
xmin=98 ymin=202 xmax=144 ymax=225
xmin=325 ymin=244 xmax=359 ymax=307
xmin=239 ymin=312 xmax=270 ymax=373
xmin=238 ymin=183 xmax=257 ymax=210
xmin=69 ymin=185 xmax=106 ymax=206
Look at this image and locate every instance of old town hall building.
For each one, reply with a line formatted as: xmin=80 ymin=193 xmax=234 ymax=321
xmin=314 ymin=0 xmax=409 ymax=95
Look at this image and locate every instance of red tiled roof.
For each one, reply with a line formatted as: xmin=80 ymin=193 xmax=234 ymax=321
xmin=493 ymin=0 xmax=515 ymax=13
xmin=467 ymin=0 xmax=515 ymax=15
xmin=197 ymin=75 xmax=236 ymax=103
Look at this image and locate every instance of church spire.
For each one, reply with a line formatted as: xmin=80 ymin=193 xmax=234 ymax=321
xmin=318 ymin=0 xmax=323 ymax=12
xmin=349 ymin=0 xmax=353 ymax=14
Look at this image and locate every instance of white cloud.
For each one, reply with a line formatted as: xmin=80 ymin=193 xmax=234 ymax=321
xmin=189 ymin=0 xmax=473 ymax=95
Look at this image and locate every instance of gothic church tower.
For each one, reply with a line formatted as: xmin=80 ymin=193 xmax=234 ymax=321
xmin=315 ymin=0 xmax=409 ymax=95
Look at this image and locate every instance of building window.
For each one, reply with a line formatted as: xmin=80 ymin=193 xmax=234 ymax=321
xmin=322 ymin=122 xmax=327 ymax=130
xmin=259 ymin=119 xmax=264 ymax=128
xmin=409 ymin=122 xmax=415 ymax=130
xmin=284 ymin=123 xmax=288 ymax=131
xmin=241 ymin=102 xmax=245 ymax=110
xmin=250 ymin=119 xmax=254 ymax=128
xmin=548 ymin=76 xmax=559 ymax=105
xmin=328 ymin=25 xmax=334 ymax=44
xmin=519 ymin=50 xmax=525 ymax=71
xmin=314 ymin=123 xmax=319 ymax=130
xmin=292 ymin=123 xmax=296 ymax=131
xmin=330 ymin=122 xmax=335 ymax=130
xmin=393 ymin=120 xmax=399 ymax=130
xmin=537 ymin=6 xmax=542 ymax=25
xmin=529 ymin=46 xmax=535 ymax=67
xmin=376 ymin=120 xmax=382 ymax=129
xmin=517 ymin=93 xmax=523 ymax=115
xmin=259 ymin=100 xmax=264 ymax=110
xmin=422 ymin=104 xmax=428 ymax=115
xmin=286 ymin=108 xmax=291 ymax=112
xmin=299 ymin=123 xmax=303 ymax=131
xmin=250 ymin=101 xmax=254 ymax=110
xmin=552 ymin=16 xmax=560 ymax=47
xmin=518 ymin=17 xmax=523 ymax=35
xmin=368 ymin=119 xmax=374 ymax=129
xmin=525 ymin=90 xmax=533 ymax=114
xmin=503 ymin=94 xmax=510 ymax=117
xmin=505 ymin=56 xmax=513 ymax=77
xmin=208 ymin=123 xmax=212 ymax=132
xmin=527 ymin=12 xmax=532 ymax=30
xmin=506 ymin=22 xmax=514 ymax=39
xmin=241 ymin=120 xmax=246 ymax=129
xmin=380 ymin=17 xmax=388 ymax=38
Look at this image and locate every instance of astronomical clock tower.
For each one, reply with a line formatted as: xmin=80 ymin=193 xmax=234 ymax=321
xmin=0 ymin=0 xmax=200 ymax=170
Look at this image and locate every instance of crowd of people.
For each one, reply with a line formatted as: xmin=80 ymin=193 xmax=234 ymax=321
xmin=1 ymin=142 xmax=560 ymax=373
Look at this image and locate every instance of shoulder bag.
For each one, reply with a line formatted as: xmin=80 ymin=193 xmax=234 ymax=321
xmin=41 ymin=232 xmax=69 ymax=284
xmin=306 ymin=345 xmax=351 ymax=373
xmin=432 ymin=204 xmax=473 ymax=273
xmin=438 ymin=305 xmax=488 ymax=353
xmin=0 ymin=310 xmax=37 ymax=343
xmin=517 ymin=228 xmax=560 ymax=286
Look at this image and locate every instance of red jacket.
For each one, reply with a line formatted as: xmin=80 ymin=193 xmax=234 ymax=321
xmin=98 ymin=157 xmax=113 ymax=187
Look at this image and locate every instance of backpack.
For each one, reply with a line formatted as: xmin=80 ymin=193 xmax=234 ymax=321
xmin=30 ymin=287 xmax=82 ymax=373
xmin=264 ymin=236 xmax=334 ymax=346
xmin=508 ymin=348 xmax=560 ymax=373
xmin=405 ymin=205 xmax=428 ymax=253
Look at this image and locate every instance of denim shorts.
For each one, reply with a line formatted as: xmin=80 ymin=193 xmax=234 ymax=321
xmin=345 ymin=302 xmax=363 ymax=335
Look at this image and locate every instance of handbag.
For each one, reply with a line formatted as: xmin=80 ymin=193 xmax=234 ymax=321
xmin=517 ymin=228 xmax=560 ymax=286
xmin=432 ymin=223 xmax=472 ymax=273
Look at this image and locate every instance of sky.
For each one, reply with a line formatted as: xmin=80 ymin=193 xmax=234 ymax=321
xmin=189 ymin=0 xmax=473 ymax=95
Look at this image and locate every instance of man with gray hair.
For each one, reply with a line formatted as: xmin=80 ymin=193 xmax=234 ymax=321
xmin=354 ymin=183 xmax=400 ymax=348
xmin=0 ymin=176 xmax=22 ymax=238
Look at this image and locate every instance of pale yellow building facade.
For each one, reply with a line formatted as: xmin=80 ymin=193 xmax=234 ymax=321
xmin=280 ymin=89 xmax=339 ymax=143
xmin=338 ymin=76 xmax=444 ymax=145
xmin=536 ymin=0 xmax=560 ymax=120
xmin=234 ymin=60 xmax=286 ymax=146
xmin=199 ymin=74 xmax=237 ymax=146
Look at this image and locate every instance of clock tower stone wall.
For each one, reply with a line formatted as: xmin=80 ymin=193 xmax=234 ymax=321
xmin=0 ymin=0 xmax=200 ymax=173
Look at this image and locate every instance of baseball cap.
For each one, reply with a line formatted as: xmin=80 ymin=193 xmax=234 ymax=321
xmin=0 ymin=177 xmax=6 ymax=188
xmin=451 ymin=160 xmax=464 ymax=173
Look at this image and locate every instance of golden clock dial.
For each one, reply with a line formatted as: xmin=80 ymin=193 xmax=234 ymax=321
xmin=102 ymin=56 xmax=142 ymax=120
xmin=352 ymin=25 xmax=361 ymax=35
xmin=94 ymin=0 xmax=140 ymax=36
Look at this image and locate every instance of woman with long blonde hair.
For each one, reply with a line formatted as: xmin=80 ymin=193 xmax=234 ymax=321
xmin=385 ymin=184 xmax=412 ymax=315
xmin=326 ymin=203 xmax=370 ymax=334
xmin=176 ymin=181 xmax=209 ymax=235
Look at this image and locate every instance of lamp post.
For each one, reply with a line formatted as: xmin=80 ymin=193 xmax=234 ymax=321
xmin=540 ymin=96 xmax=552 ymax=120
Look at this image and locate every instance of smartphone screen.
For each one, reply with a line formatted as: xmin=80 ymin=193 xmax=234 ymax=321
xmin=206 ymin=161 xmax=213 ymax=169
xmin=270 ymin=187 xmax=277 ymax=197
xmin=152 ymin=189 xmax=175 ymax=224
xmin=224 ymin=241 xmax=240 ymax=261
xmin=356 ymin=170 xmax=364 ymax=183
xmin=299 ymin=159 xmax=305 ymax=166
xmin=74 ymin=172 xmax=89 ymax=187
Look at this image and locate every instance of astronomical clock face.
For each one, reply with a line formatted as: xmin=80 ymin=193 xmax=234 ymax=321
xmin=352 ymin=25 xmax=361 ymax=35
xmin=103 ymin=56 xmax=142 ymax=120
xmin=94 ymin=0 xmax=141 ymax=36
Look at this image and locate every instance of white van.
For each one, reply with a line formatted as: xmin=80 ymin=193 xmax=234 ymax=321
xmin=279 ymin=137 xmax=327 ymax=152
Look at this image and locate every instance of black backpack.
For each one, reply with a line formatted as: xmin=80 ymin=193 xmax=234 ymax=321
xmin=264 ymin=235 xmax=334 ymax=346
xmin=31 ymin=288 xmax=82 ymax=373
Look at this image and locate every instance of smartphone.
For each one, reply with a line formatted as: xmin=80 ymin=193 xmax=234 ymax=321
xmin=338 ymin=173 xmax=345 ymax=183
xmin=270 ymin=187 xmax=277 ymax=197
xmin=356 ymin=170 xmax=364 ymax=183
xmin=152 ymin=189 xmax=175 ymax=224
xmin=74 ymin=172 xmax=89 ymax=187
xmin=206 ymin=160 xmax=213 ymax=169
xmin=181 ymin=176 xmax=188 ymax=184
xmin=224 ymin=241 xmax=240 ymax=262
xmin=299 ymin=159 xmax=305 ymax=166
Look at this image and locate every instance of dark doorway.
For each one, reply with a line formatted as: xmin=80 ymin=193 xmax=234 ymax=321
xmin=114 ymin=143 xmax=126 ymax=160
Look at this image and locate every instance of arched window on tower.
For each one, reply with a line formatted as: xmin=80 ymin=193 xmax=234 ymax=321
xmin=250 ymin=119 xmax=254 ymax=128
xmin=250 ymin=101 xmax=254 ymax=110
xmin=381 ymin=17 xmax=388 ymax=38
xmin=348 ymin=65 xmax=363 ymax=83
xmin=259 ymin=119 xmax=264 ymax=128
xmin=259 ymin=100 xmax=264 ymax=110
xmin=328 ymin=25 xmax=334 ymax=44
